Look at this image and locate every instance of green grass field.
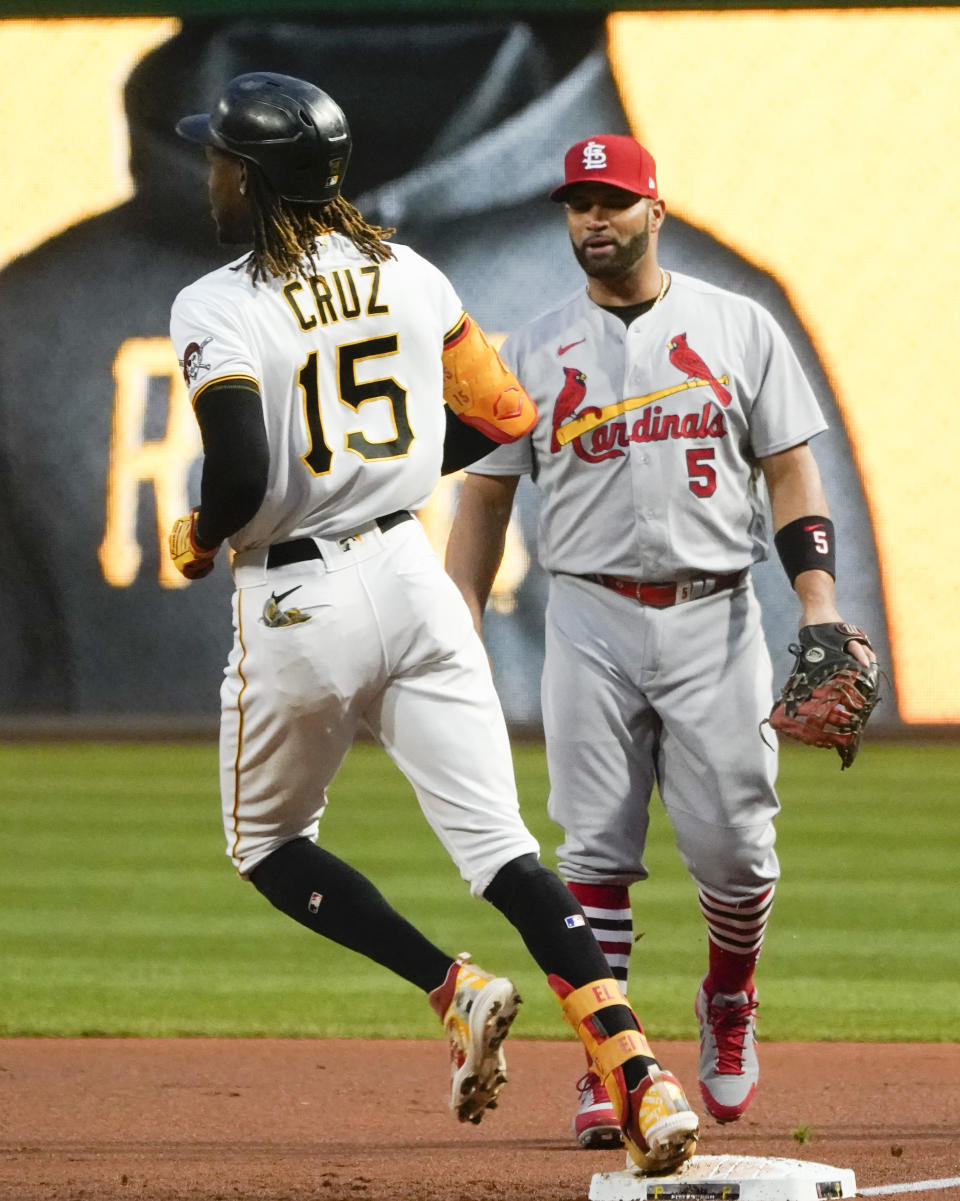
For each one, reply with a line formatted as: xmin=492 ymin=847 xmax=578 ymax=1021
xmin=0 ymin=740 xmax=957 ymax=1041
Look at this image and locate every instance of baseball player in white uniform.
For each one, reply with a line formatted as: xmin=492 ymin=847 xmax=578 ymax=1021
xmin=447 ymin=135 xmax=875 ymax=1145
xmin=167 ymin=77 xmax=699 ymax=1170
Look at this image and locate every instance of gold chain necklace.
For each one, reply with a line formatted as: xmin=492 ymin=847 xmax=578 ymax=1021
xmin=651 ymin=267 xmax=670 ymax=309
xmin=590 ymin=267 xmax=670 ymax=312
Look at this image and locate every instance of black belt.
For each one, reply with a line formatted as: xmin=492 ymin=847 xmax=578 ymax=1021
xmin=266 ymin=511 xmax=412 ymax=569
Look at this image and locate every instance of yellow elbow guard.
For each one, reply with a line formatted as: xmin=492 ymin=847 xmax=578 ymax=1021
xmin=442 ymin=314 xmax=536 ymax=443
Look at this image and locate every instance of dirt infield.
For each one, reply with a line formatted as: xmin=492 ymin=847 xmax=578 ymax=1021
xmin=1 ymin=1040 xmax=957 ymax=1201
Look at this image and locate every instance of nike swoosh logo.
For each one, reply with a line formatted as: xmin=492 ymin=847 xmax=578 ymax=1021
xmin=272 ymin=585 xmax=302 ymax=604
xmin=558 ymin=339 xmax=585 ymax=355
xmin=803 ymin=523 xmax=824 ymax=531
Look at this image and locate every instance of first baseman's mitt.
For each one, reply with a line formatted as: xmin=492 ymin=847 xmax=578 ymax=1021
xmin=766 ymin=622 xmax=880 ymax=769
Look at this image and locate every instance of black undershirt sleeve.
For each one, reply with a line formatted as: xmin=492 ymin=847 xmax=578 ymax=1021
xmin=193 ymin=381 xmax=269 ymax=548
xmin=441 ymin=405 xmax=501 ymax=474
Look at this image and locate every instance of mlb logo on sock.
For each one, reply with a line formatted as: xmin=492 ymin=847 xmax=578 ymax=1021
xmin=565 ymin=914 xmax=586 ymax=928
xmin=308 ymin=892 xmax=323 ymax=913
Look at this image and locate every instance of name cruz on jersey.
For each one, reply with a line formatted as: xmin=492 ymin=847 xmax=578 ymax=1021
xmin=279 ymin=264 xmax=389 ymax=331
xmin=550 ymin=332 xmax=730 ymax=464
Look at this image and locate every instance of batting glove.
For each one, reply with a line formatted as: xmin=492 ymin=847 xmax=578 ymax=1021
xmin=169 ymin=508 xmax=220 ymax=580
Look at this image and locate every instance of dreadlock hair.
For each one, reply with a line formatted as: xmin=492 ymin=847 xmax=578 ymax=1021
xmin=241 ymin=162 xmax=395 ymax=284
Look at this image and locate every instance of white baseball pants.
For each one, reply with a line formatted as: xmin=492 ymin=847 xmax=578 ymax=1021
xmin=220 ymin=516 xmax=539 ymax=894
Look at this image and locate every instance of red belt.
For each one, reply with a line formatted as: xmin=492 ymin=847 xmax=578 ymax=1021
xmin=583 ymin=569 xmax=746 ymax=608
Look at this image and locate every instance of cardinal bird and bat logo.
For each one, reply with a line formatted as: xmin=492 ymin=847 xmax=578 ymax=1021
xmin=550 ymin=366 xmax=623 ymax=463
xmin=667 ymin=333 xmax=731 ymax=407
xmin=550 ymin=333 xmax=731 ymax=462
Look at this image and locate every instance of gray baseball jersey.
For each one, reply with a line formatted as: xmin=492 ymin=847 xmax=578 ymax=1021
xmin=472 ymin=271 xmax=827 ymax=580
xmin=466 ymin=271 xmax=825 ymax=896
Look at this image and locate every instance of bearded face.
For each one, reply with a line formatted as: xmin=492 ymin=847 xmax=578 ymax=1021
xmin=571 ymin=210 xmax=651 ymax=280
xmin=563 ymin=182 xmax=655 ymax=283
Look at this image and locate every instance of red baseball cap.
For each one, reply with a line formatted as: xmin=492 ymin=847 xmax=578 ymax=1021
xmin=551 ymin=135 xmax=658 ymax=202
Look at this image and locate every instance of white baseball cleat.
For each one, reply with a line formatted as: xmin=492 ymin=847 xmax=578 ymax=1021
xmin=429 ymin=952 xmax=521 ymax=1124
xmin=615 ymin=1063 xmax=700 ymax=1173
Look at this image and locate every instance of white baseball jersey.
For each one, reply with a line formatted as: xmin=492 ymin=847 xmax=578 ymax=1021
xmin=171 ymin=234 xmax=462 ymax=548
xmin=471 ymin=271 xmax=827 ymax=579
xmin=171 ymin=235 xmax=540 ymax=891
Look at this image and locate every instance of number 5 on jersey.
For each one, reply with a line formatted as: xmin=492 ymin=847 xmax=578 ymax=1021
xmin=299 ymin=333 xmax=413 ymax=475
xmin=685 ymin=447 xmax=717 ymax=498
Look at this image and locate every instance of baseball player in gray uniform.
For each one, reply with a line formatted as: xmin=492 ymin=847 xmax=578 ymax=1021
xmin=447 ymin=134 xmax=875 ymax=1146
xmin=167 ymin=79 xmax=699 ymax=1171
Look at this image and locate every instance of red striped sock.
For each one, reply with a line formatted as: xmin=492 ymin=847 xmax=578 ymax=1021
xmin=699 ymin=886 xmax=774 ymax=996
xmin=567 ymin=881 xmax=633 ymax=993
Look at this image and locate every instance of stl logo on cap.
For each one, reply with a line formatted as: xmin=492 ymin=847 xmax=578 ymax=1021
xmin=582 ymin=140 xmax=608 ymax=170
xmin=552 ymin=134 xmax=658 ymax=202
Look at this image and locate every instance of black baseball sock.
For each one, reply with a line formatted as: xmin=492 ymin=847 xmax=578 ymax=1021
xmin=250 ymin=837 xmax=452 ymax=993
xmin=484 ymin=853 xmax=654 ymax=1086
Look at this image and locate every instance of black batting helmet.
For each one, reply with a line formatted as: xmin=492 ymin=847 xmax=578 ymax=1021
xmin=176 ymin=71 xmax=351 ymax=203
